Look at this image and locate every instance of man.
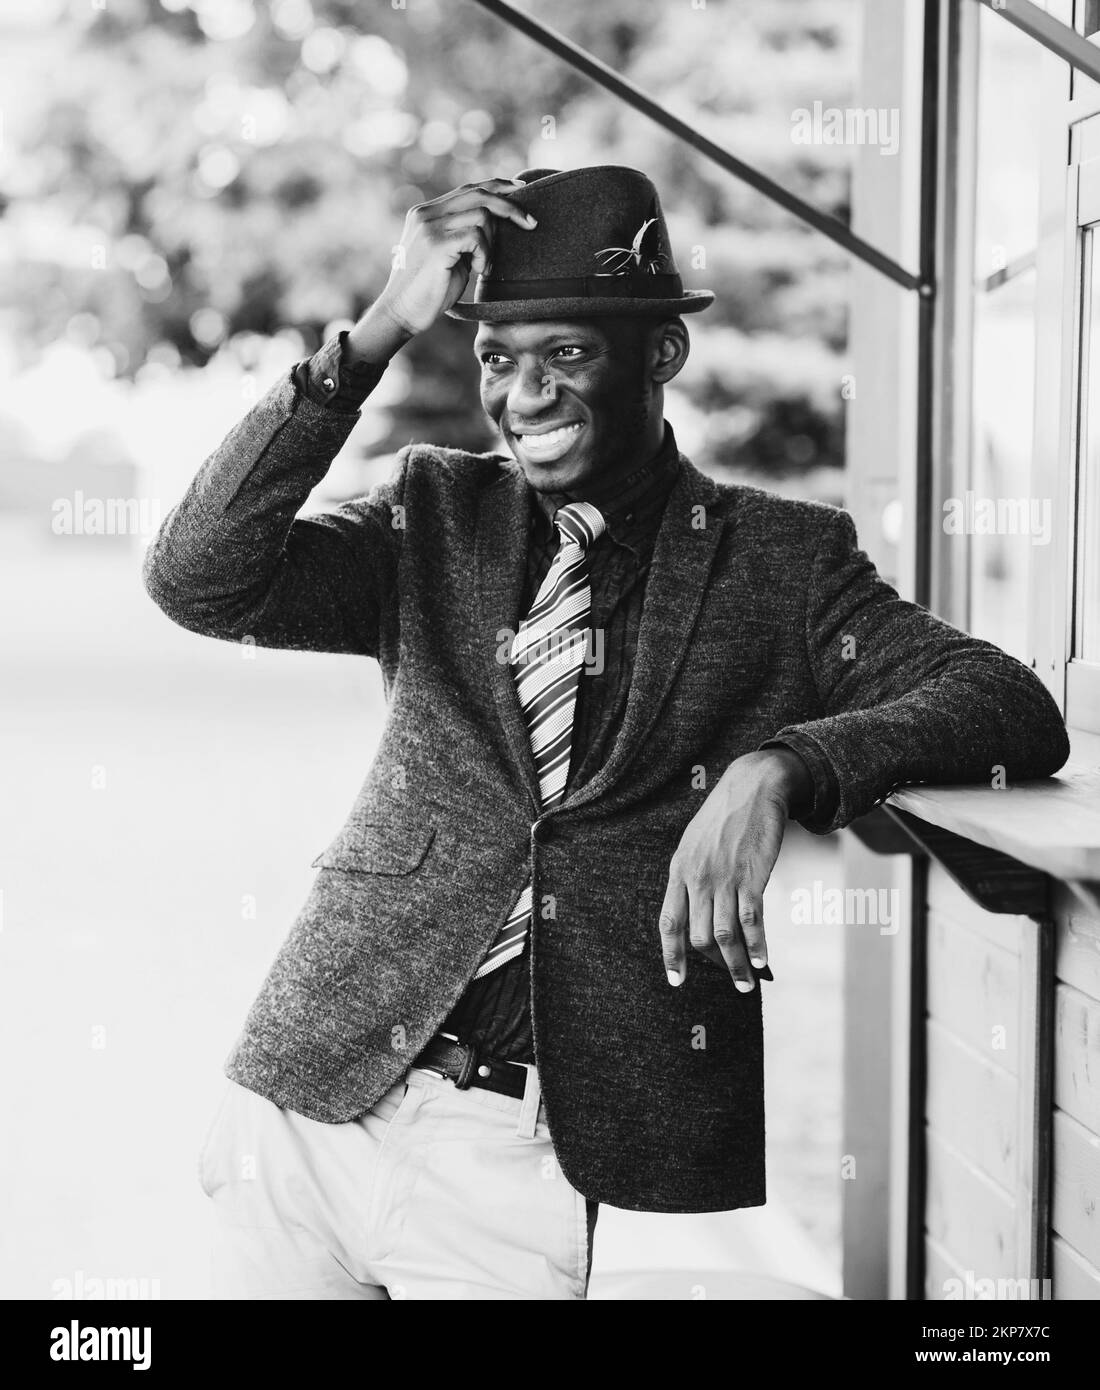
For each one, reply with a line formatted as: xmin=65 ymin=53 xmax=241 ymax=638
xmin=144 ymin=165 xmax=1070 ymax=1300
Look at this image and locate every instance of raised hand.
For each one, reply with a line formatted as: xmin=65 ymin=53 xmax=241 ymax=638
xmin=372 ymin=177 xmax=537 ymax=337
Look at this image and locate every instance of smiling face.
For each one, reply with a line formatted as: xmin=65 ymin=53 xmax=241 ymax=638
xmin=473 ymin=314 xmax=689 ymax=493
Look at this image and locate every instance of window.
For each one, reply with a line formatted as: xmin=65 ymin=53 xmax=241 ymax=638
xmin=968 ymin=270 xmax=1038 ymax=663
xmin=1065 ymin=154 xmax=1100 ymax=726
xmin=1073 ymin=211 xmax=1100 ymax=665
xmin=962 ymin=3 xmax=1043 ymax=663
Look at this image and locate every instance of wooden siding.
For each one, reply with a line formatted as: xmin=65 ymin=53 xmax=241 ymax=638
xmin=922 ymin=871 xmax=1100 ymax=1297
xmin=1050 ymin=884 xmax=1100 ymax=1297
xmin=923 ymin=863 xmax=1026 ymax=1295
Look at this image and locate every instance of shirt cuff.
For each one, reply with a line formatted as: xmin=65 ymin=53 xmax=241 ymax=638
xmin=291 ymin=328 xmax=387 ymax=415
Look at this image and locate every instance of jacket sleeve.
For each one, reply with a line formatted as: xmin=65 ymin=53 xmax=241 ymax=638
xmin=293 ymin=328 xmax=390 ymax=415
xmin=765 ymin=507 xmax=1072 ymax=835
xmin=142 ymin=339 xmax=407 ymax=659
xmin=756 ymin=736 xmax=839 ymax=825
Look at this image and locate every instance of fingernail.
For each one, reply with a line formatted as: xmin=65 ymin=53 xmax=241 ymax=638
xmin=525 ymin=213 xmax=538 ymax=226
xmin=750 ymin=956 xmax=767 ymax=969
xmin=735 ymin=980 xmax=755 ymax=993
xmin=667 ymin=969 xmax=682 ymax=987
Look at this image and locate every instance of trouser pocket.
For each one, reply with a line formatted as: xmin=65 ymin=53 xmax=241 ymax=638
xmin=197 ymin=1083 xmax=235 ymax=1198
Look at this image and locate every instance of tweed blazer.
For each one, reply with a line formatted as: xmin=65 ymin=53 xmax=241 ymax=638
xmin=143 ymin=365 xmax=1071 ymax=1213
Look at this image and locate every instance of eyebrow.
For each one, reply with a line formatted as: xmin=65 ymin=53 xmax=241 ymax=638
xmin=475 ymin=329 xmax=602 ymax=352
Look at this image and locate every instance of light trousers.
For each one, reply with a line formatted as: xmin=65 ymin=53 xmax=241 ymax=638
xmin=198 ymin=1061 xmax=596 ymax=1300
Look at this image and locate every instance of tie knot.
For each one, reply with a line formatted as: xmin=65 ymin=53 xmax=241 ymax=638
xmin=553 ymin=501 xmax=606 ymax=550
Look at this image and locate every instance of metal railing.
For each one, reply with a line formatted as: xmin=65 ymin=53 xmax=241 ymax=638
xmin=468 ymin=0 xmax=924 ymax=291
xmin=980 ymin=0 xmax=1100 ymax=80
xmin=469 ymin=1 xmax=1100 ymax=282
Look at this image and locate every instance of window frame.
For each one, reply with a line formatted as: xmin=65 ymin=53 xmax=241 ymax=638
xmin=942 ymin=0 xmax=1100 ymax=737
xmin=938 ymin=0 xmax=1044 ymax=663
xmin=1063 ymin=158 xmax=1100 ymax=728
xmin=1015 ymin=0 xmax=1100 ymax=740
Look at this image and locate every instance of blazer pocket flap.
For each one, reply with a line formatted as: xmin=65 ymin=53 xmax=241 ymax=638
xmin=311 ymin=821 xmax=436 ymax=875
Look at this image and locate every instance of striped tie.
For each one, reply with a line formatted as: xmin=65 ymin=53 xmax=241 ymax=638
xmin=474 ymin=500 xmax=607 ymax=978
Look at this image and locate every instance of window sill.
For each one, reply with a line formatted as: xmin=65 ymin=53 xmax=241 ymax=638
xmin=883 ymin=754 xmax=1100 ymax=888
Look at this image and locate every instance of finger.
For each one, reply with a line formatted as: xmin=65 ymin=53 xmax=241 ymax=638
xmin=736 ymin=880 xmax=768 ymax=973
xmin=467 ymin=226 xmax=493 ymax=278
xmin=686 ymin=879 xmax=714 ymax=967
xmin=678 ymin=873 xmax=725 ymax=969
xmin=422 ymin=189 xmax=535 ymax=229
xmin=430 ymin=207 xmax=498 ymax=237
xmin=433 ymin=207 xmax=527 ymax=264
xmin=436 ymin=224 xmax=493 ymax=276
xmin=712 ymin=886 xmax=755 ymax=993
xmin=422 ymin=195 xmax=524 ymax=224
xmin=658 ymin=877 xmax=689 ymax=987
xmin=421 ymin=177 xmax=525 ymax=206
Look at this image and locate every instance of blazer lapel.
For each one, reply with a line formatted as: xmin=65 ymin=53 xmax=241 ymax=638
xmin=475 ymin=461 xmax=543 ymax=814
xmin=561 ymin=455 xmax=728 ymax=814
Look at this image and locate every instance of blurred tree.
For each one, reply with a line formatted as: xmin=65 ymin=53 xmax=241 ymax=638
xmin=0 ymin=0 xmax=857 ymax=476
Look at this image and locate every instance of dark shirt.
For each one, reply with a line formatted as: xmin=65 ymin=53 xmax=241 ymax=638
xmin=292 ymin=330 xmax=836 ymax=1065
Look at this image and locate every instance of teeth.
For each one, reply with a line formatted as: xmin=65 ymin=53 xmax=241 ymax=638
xmin=519 ymin=424 xmax=582 ymax=448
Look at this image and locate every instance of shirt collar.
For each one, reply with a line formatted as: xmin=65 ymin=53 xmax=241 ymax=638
xmin=529 ymin=422 xmax=681 ymax=555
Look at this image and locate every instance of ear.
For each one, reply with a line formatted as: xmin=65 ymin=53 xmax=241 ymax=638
xmin=649 ymin=317 xmax=689 ymax=385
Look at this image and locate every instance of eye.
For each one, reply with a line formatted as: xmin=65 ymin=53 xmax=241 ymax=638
xmin=553 ymin=345 xmax=586 ymax=359
xmin=478 ymin=352 xmax=510 ymax=367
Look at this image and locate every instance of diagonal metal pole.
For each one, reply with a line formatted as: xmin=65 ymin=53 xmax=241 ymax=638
xmin=978 ymin=0 xmax=1100 ymax=83
xmin=466 ymin=0 xmax=925 ymax=293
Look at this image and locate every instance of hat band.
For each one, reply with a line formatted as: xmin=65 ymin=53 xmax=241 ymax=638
xmin=474 ymin=271 xmax=683 ymax=303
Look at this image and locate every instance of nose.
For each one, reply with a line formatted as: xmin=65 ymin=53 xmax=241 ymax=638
xmin=506 ymin=360 xmax=559 ymax=421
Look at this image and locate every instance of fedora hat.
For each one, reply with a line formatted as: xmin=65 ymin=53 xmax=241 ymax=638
xmin=446 ymin=164 xmax=715 ymax=322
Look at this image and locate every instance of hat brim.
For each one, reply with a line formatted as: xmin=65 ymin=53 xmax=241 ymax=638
xmin=445 ymin=290 xmax=715 ymax=322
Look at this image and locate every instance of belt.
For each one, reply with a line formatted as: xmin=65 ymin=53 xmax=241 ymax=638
xmin=413 ymin=1034 xmax=529 ymax=1101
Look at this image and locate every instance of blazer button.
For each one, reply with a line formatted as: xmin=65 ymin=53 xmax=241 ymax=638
xmin=532 ymin=819 xmax=553 ymax=843
xmin=321 ymin=376 xmax=336 ymax=392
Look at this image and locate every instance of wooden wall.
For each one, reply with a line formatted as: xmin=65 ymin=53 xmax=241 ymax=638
xmin=1048 ymin=881 xmax=1100 ymax=1298
xmin=923 ymin=863 xmax=1027 ymax=1295
xmin=922 ymin=863 xmax=1100 ymax=1297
